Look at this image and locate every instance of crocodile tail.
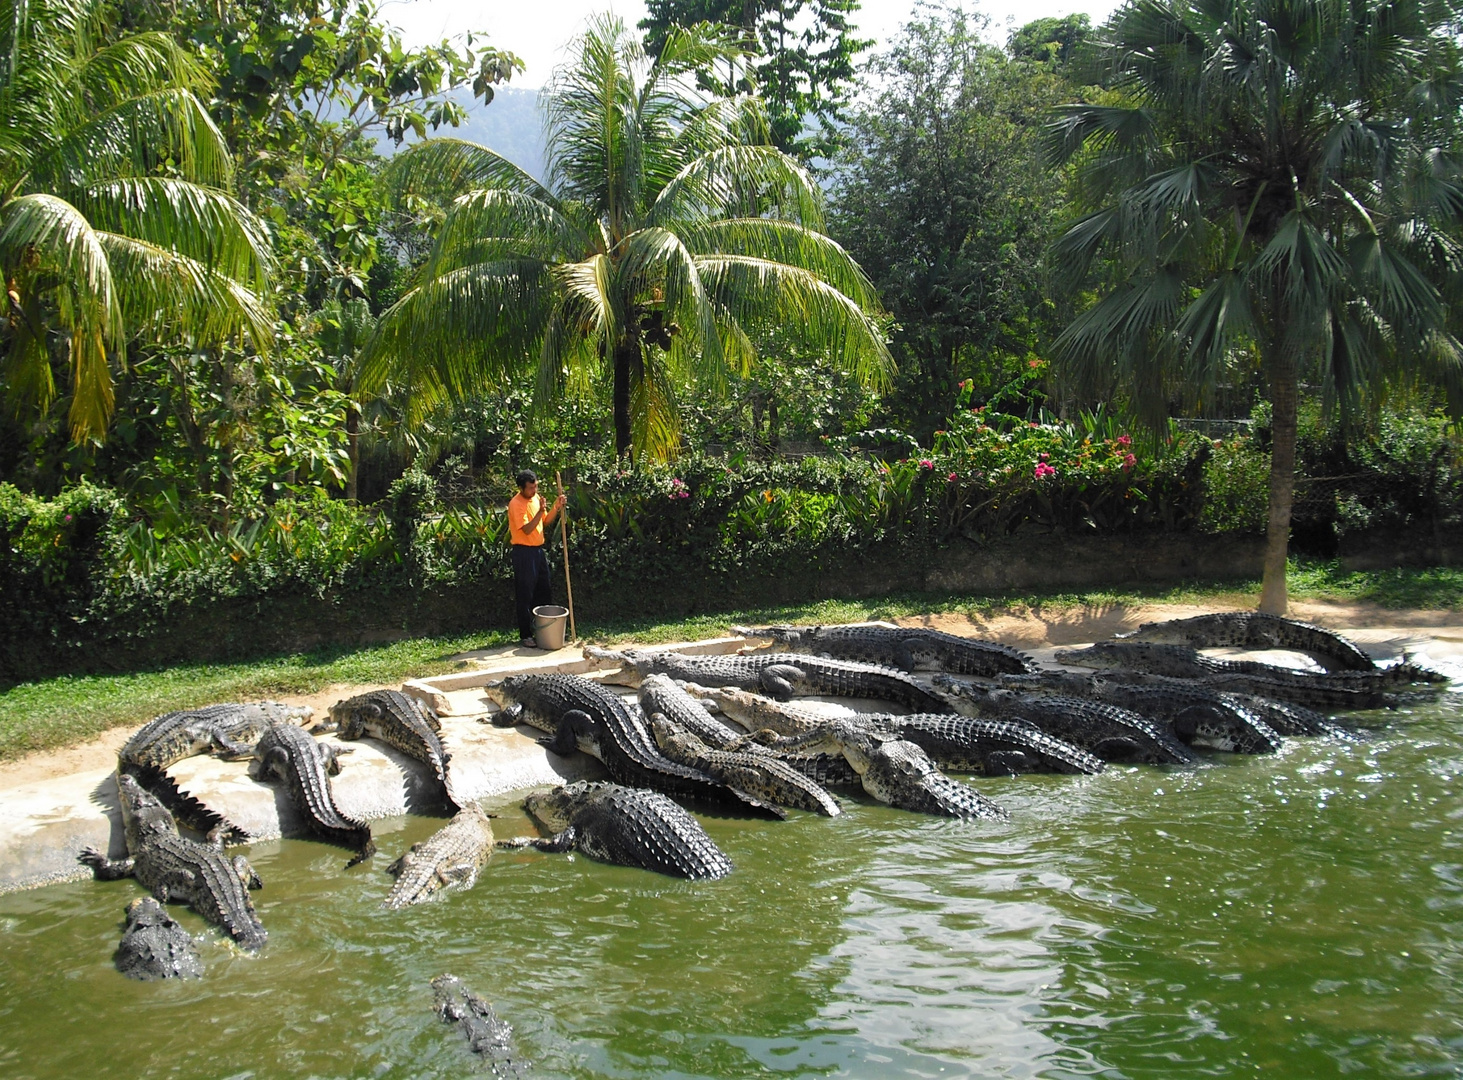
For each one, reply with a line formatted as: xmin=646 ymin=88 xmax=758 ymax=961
xmin=119 ymin=762 xmax=250 ymax=843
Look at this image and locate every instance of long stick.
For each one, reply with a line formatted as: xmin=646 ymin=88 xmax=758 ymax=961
xmin=555 ymin=471 xmax=576 ymax=641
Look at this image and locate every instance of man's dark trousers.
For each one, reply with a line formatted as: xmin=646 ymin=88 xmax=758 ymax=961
xmin=511 ymin=544 xmax=553 ymax=641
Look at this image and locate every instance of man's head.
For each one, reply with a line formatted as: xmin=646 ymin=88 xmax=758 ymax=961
xmin=515 ymin=469 xmax=538 ymax=497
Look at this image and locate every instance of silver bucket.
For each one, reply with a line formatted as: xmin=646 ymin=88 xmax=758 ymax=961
xmin=531 ymin=605 xmax=570 ymax=651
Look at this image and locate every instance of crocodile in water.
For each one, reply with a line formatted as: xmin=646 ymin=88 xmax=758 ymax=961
xmin=1117 ymin=612 xmax=1377 ymax=672
xmin=700 ymin=684 xmax=1105 ymax=776
xmin=431 ymin=974 xmax=529 ymax=1077
xmin=734 ymin=623 xmax=1038 ymax=676
xmin=823 ymin=721 xmax=1007 ymax=820
xmin=506 ymin=781 xmax=734 ymax=879
xmin=114 ymin=896 xmax=203 ymax=980
xmin=384 ymin=804 xmax=495 ymax=909
xmin=319 ymin=689 xmax=455 ymax=806
xmin=585 ymin=646 xmax=955 ymax=713
xmin=118 ymin=701 xmax=311 ymax=841
xmin=248 ymin=722 xmax=375 ymax=866
xmin=79 ymin=773 xmax=267 ymax=951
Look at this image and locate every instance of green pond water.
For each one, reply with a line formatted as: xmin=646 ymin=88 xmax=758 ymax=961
xmin=3 ymin=692 xmax=1462 ymax=1079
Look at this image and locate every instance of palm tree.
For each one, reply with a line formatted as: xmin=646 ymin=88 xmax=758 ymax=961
xmin=0 ymin=0 xmax=273 ymax=441
xmin=1047 ymin=0 xmax=1463 ymax=612
xmin=362 ymin=14 xmax=890 ymax=460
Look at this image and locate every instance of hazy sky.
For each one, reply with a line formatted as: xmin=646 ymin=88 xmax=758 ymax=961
xmin=379 ymin=0 xmax=1121 ymax=87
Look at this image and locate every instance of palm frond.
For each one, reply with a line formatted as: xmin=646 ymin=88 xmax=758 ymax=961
xmin=648 ymin=145 xmax=822 ymax=229
xmin=381 ymin=137 xmax=556 ymax=207
xmin=426 ymin=188 xmax=589 ymax=275
xmin=0 ymin=192 xmax=119 ymax=341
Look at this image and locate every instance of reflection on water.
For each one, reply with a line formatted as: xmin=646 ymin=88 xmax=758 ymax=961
xmin=2 ymin=692 xmax=1461 ymax=1079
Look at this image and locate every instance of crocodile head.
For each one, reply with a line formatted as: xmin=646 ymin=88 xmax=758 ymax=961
xmin=1051 ymin=643 xmax=1127 ymax=670
xmin=124 ymin=896 xmax=174 ymax=930
xmin=115 ymin=772 xmax=178 ymax=840
xmin=523 ymin=781 xmax=604 ymax=832
xmin=731 ymin=626 xmax=806 ymax=645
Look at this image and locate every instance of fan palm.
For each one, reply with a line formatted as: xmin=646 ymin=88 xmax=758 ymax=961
xmin=1047 ymin=0 xmax=1463 ymax=612
xmin=0 ymin=0 xmax=273 ymax=441
xmin=362 ymin=14 xmax=890 ymax=460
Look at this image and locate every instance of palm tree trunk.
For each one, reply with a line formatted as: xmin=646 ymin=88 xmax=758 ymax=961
xmin=346 ymin=403 xmax=360 ymax=502
xmin=1259 ymin=355 xmax=1299 ymax=614
xmin=612 ymin=337 xmax=636 ymax=459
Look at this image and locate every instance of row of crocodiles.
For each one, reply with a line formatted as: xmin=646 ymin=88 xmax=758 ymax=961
xmin=79 ymin=612 xmax=1446 ymax=1069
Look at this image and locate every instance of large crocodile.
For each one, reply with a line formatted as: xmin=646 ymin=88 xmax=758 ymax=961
xmin=114 ymin=897 xmax=204 ymax=980
xmin=698 ymin=684 xmax=1105 ymax=776
xmin=1077 ymin=668 xmax=1354 ymax=738
xmin=248 ymin=722 xmax=375 ymax=866
xmin=638 ymin=674 xmax=862 ymax=791
xmin=933 ymin=675 xmax=1196 ymax=765
xmin=648 ymin=713 xmax=843 ymax=816
xmin=487 ymin=673 xmax=777 ymax=814
xmin=318 ymin=689 xmax=455 ymax=806
xmin=822 ymin=721 xmax=1007 ymax=820
xmin=118 ymin=701 xmax=311 ymax=840
xmin=431 ymin=974 xmax=528 ymax=1077
xmin=585 ymin=646 xmax=956 ymax=713
xmin=732 ymin=624 xmax=1038 ymax=676
xmin=505 ymin=781 xmax=734 ymax=879
xmin=1052 ymin=641 xmax=1420 ymax=708
xmin=384 ymin=804 xmax=495 ymax=909
xmin=993 ymin=671 xmax=1283 ymax=754
xmin=79 ymin=773 xmax=267 ymax=951
xmin=1117 ymin=612 xmax=1377 ymax=671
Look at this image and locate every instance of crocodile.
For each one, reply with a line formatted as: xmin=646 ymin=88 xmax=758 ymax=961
xmin=732 ymin=624 xmax=1039 ymax=676
xmin=638 ymin=674 xmax=862 ymax=791
xmin=993 ymin=670 xmax=1283 ymax=754
xmin=822 ymin=721 xmax=1007 ymax=820
xmin=584 ymin=646 xmax=956 ymax=713
xmin=431 ymin=974 xmax=528 ymax=1078
xmin=118 ymin=701 xmax=311 ymax=841
xmin=1052 ymin=641 xmax=1418 ymax=708
xmin=505 ymin=781 xmax=734 ymax=879
xmin=318 ymin=689 xmax=455 ymax=806
xmin=487 ymin=673 xmax=779 ymax=815
xmin=79 ymin=773 xmax=267 ymax=952
xmin=697 ymin=684 xmax=1106 ymax=776
xmin=932 ymin=675 xmax=1196 ymax=765
xmin=648 ymin=713 xmax=843 ymax=816
xmin=114 ymin=897 xmax=204 ymax=980
xmin=384 ymin=804 xmax=495 ymax=909
xmin=248 ymin=722 xmax=375 ymax=866
xmin=1117 ymin=611 xmax=1377 ymax=672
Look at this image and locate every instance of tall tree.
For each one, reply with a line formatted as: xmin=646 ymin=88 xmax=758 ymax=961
xmin=1048 ymin=0 xmax=1463 ymax=613
xmin=0 ymin=0 xmax=273 ymax=441
xmin=639 ymin=0 xmax=868 ymax=156
xmin=362 ymin=15 xmax=889 ymax=461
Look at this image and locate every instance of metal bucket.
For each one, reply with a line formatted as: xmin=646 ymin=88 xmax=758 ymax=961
xmin=531 ymin=605 xmax=570 ymax=651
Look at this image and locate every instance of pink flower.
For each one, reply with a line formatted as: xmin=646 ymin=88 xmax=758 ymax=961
xmin=64 ymin=514 xmax=72 ymax=522
xmin=948 ymin=472 xmax=958 ymax=482
xmin=919 ymin=459 xmax=934 ymax=470
xmin=1029 ymin=422 xmax=1040 ymax=429
xmin=1117 ymin=434 xmax=1132 ymax=447
xmin=1034 ymin=462 xmax=1057 ymax=479
xmin=1122 ymin=453 xmax=1137 ymax=470
xmin=1039 ymin=453 xmax=1049 ymax=461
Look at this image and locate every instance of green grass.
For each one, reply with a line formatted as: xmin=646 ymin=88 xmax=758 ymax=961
xmin=2 ymin=560 xmax=1458 ymax=762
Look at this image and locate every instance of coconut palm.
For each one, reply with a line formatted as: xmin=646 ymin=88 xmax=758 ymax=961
xmin=1047 ymin=0 xmax=1463 ymax=612
xmin=0 ymin=0 xmax=273 ymax=441
xmin=362 ymin=14 xmax=890 ymax=460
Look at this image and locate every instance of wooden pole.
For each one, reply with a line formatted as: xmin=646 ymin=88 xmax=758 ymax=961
xmin=555 ymin=471 xmax=576 ymax=642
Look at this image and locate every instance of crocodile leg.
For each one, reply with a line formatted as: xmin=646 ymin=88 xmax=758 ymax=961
xmin=760 ymin=665 xmax=805 ymax=700
xmin=211 ymin=731 xmax=258 ymax=760
xmin=892 ymin=639 xmax=919 ymax=672
xmin=526 ymin=827 xmax=579 ymax=853
xmin=78 ymin=849 xmax=135 ymax=880
xmin=233 ymin=855 xmax=263 ymax=890
xmin=436 ymin=863 xmax=479 ymax=888
xmin=248 ymin=745 xmax=289 ymax=781
xmin=541 ymin=710 xmax=594 ymax=757
xmin=387 ymin=846 xmax=420 ymax=878
xmin=322 ymin=744 xmax=353 ymax=776
xmin=984 ymin=751 xmax=1035 ymax=776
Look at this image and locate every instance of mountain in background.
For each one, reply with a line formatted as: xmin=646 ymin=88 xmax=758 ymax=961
xmin=382 ymin=85 xmax=549 ymax=181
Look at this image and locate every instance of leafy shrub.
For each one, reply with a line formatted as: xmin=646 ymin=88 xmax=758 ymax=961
xmin=1200 ymin=439 xmax=1271 ymax=534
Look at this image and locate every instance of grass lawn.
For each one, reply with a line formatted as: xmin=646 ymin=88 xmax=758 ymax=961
xmin=2 ymin=559 xmax=1458 ymax=762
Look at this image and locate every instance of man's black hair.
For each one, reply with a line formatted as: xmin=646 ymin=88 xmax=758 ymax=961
xmin=515 ymin=469 xmax=537 ymax=489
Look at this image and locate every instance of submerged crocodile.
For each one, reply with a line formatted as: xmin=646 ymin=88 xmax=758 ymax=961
xmin=319 ymin=690 xmax=455 ymax=806
xmin=1117 ymin=612 xmax=1377 ymax=672
xmin=505 ymin=781 xmax=734 ymax=880
xmin=585 ymin=646 xmax=956 ymax=713
xmin=638 ymin=674 xmax=861 ymax=791
xmin=118 ymin=701 xmax=311 ymax=840
xmin=1053 ymin=641 xmax=1422 ymax=708
xmin=994 ymin=671 xmax=1283 ymax=754
xmin=648 ymin=713 xmax=842 ymax=816
xmin=431 ymin=974 xmax=528 ymax=1077
xmin=933 ymin=675 xmax=1196 ymax=765
xmin=79 ymin=773 xmax=267 ymax=952
xmin=385 ymin=804 xmax=495 ymax=909
xmin=249 ymin=722 xmax=375 ymax=866
xmin=698 ymin=684 xmax=1104 ymax=776
xmin=114 ymin=897 xmax=204 ymax=980
xmin=732 ymin=624 xmax=1038 ymax=676
xmin=823 ymin=721 xmax=1007 ymax=820
xmin=487 ymin=673 xmax=776 ymax=814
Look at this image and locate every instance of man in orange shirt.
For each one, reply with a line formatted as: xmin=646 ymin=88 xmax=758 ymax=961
xmin=507 ymin=469 xmax=566 ymax=648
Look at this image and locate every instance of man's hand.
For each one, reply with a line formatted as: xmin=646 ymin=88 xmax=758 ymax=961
xmin=553 ymin=494 xmax=567 ymax=513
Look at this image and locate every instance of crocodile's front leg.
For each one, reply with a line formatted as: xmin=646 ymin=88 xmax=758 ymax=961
xmin=78 ymin=848 xmax=135 ymax=880
xmin=212 ymin=731 xmax=259 ymax=760
xmin=760 ymin=665 xmax=806 ymax=701
xmin=540 ymin=710 xmax=592 ymax=757
xmin=501 ymin=828 xmax=579 ymax=853
xmin=233 ymin=855 xmax=263 ymax=890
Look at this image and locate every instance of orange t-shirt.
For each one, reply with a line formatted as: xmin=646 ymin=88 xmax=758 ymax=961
xmin=507 ymin=492 xmax=546 ymax=546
